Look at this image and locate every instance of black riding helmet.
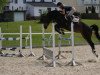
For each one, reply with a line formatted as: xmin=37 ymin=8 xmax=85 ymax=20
xmin=57 ymin=2 xmax=63 ymax=6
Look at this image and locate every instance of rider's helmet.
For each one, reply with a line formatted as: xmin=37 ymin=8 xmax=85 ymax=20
xmin=57 ymin=2 xmax=62 ymax=6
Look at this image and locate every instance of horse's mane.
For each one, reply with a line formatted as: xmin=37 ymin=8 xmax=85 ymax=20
xmin=40 ymin=10 xmax=67 ymax=23
xmin=46 ymin=10 xmax=66 ymax=22
xmin=49 ymin=10 xmax=61 ymax=13
xmin=47 ymin=10 xmax=64 ymax=17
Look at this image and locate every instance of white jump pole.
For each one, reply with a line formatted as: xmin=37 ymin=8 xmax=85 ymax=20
xmin=52 ymin=23 xmax=56 ymax=67
xmin=66 ymin=22 xmax=76 ymax=66
xmin=18 ymin=25 xmax=24 ymax=57
xmin=41 ymin=23 xmax=56 ymax=67
xmin=0 ymin=27 xmax=2 ymax=49
xmin=29 ymin=26 xmax=35 ymax=56
xmin=56 ymin=34 xmax=62 ymax=59
xmin=70 ymin=22 xmax=76 ymax=66
xmin=38 ymin=24 xmax=48 ymax=60
xmin=42 ymin=24 xmax=47 ymax=60
xmin=0 ymin=27 xmax=3 ymax=54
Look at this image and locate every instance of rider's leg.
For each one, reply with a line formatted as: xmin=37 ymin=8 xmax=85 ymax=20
xmin=65 ymin=8 xmax=75 ymax=21
xmin=68 ymin=7 xmax=76 ymax=16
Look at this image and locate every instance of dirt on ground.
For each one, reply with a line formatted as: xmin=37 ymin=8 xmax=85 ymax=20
xmin=0 ymin=45 xmax=100 ymax=75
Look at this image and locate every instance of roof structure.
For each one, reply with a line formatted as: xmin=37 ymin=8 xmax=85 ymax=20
xmin=27 ymin=2 xmax=57 ymax=7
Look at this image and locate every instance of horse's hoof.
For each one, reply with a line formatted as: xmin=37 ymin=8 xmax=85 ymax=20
xmin=92 ymin=50 xmax=96 ymax=53
xmin=62 ymin=32 xmax=65 ymax=35
xmin=96 ymin=55 xmax=98 ymax=58
xmin=59 ymin=32 xmax=62 ymax=34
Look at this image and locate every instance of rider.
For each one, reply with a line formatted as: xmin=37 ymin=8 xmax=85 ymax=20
xmin=57 ymin=2 xmax=79 ymax=22
xmin=56 ymin=2 xmax=79 ymax=35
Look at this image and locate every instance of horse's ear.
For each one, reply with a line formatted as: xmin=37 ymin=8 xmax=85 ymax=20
xmin=42 ymin=10 xmax=48 ymax=15
xmin=38 ymin=21 xmax=42 ymax=24
xmin=41 ymin=13 xmax=47 ymax=16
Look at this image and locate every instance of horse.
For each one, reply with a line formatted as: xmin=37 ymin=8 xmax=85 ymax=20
xmin=39 ymin=10 xmax=100 ymax=58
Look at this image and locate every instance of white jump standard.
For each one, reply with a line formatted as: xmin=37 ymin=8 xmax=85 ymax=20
xmin=41 ymin=22 xmax=80 ymax=67
xmin=41 ymin=23 xmax=56 ymax=67
xmin=0 ymin=26 xmax=35 ymax=57
xmin=66 ymin=22 xmax=81 ymax=66
xmin=56 ymin=33 xmax=72 ymax=59
xmin=28 ymin=26 xmax=35 ymax=56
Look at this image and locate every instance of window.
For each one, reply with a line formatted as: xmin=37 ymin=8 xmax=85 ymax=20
xmin=88 ymin=7 xmax=91 ymax=11
xmin=12 ymin=6 xmax=14 ymax=10
xmin=3 ymin=6 xmax=9 ymax=11
xmin=47 ymin=8 xmax=51 ymax=13
xmin=52 ymin=0 xmax=56 ymax=2
xmin=39 ymin=9 xmax=42 ymax=15
xmin=41 ymin=0 xmax=44 ymax=2
xmin=32 ymin=0 xmax=35 ymax=2
xmin=23 ymin=0 xmax=26 ymax=3
xmin=9 ymin=0 xmax=13 ymax=3
xmin=97 ymin=6 xmax=99 ymax=10
xmin=15 ymin=0 xmax=18 ymax=4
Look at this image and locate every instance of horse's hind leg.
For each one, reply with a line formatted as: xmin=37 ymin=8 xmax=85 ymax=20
xmin=81 ymin=32 xmax=98 ymax=57
xmin=83 ymin=36 xmax=98 ymax=57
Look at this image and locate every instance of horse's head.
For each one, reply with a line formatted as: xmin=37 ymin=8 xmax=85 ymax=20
xmin=39 ymin=10 xmax=61 ymax=29
xmin=39 ymin=13 xmax=52 ymax=29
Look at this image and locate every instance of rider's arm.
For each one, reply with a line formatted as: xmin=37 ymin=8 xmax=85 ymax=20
xmin=65 ymin=6 xmax=76 ymax=16
xmin=60 ymin=9 xmax=65 ymax=15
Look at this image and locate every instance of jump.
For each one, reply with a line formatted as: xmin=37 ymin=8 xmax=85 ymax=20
xmin=39 ymin=10 xmax=100 ymax=58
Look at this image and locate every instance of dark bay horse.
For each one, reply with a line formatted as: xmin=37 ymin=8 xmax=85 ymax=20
xmin=39 ymin=10 xmax=100 ymax=57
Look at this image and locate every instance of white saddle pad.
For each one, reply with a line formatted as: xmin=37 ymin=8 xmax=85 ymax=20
xmin=72 ymin=17 xmax=79 ymax=22
xmin=72 ymin=15 xmax=79 ymax=22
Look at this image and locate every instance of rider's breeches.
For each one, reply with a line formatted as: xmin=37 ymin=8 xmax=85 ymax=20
xmin=68 ymin=7 xmax=75 ymax=16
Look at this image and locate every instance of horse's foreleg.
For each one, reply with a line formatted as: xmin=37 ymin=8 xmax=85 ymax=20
xmin=55 ymin=24 xmax=65 ymax=35
xmin=81 ymin=33 xmax=98 ymax=57
xmin=60 ymin=28 xmax=65 ymax=35
xmin=55 ymin=25 xmax=61 ymax=34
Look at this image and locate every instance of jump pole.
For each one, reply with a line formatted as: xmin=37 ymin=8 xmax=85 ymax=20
xmin=70 ymin=22 xmax=76 ymax=66
xmin=28 ymin=26 xmax=35 ymax=56
xmin=66 ymin=22 xmax=76 ymax=66
xmin=41 ymin=24 xmax=53 ymax=60
xmin=52 ymin=23 xmax=56 ymax=67
xmin=42 ymin=24 xmax=46 ymax=60
xmin=18 ymin=25 xmax=24 ymax=57
xmin=0 ymin=27 xmax=3 ymax=54
xmin=41 ymin=23 xmax=56 ymax=67
xmin=0 ymin=27 xmax=2 ymax=49
xmin=67 ymin=22 xmax=80 ymax=66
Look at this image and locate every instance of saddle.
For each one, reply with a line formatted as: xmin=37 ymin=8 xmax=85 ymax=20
xmin=72 ymin=15 xmax=80 ymax=22
xmin=65 ymin=15 xmax=80 ymax=23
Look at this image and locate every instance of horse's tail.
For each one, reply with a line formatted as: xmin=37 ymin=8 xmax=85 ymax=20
xmin=90 ymin=24 xmax=100 ymax=40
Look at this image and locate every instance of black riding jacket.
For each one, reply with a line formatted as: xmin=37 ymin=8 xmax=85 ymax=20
xmin=64 ymin=6 xmax=72 ymax=14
